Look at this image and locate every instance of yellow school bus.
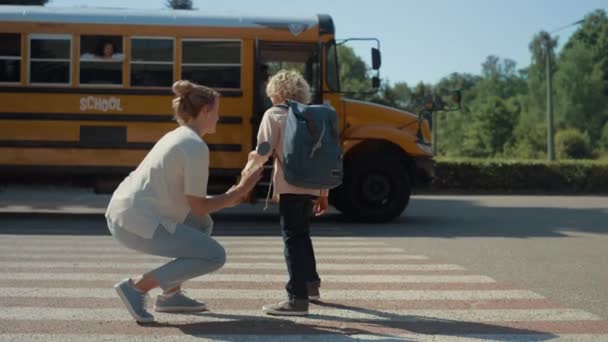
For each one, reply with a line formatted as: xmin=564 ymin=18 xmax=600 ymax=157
xmin=0 ymin=5 xmax=433 ymax=222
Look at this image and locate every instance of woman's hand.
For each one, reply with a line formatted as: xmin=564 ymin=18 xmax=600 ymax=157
xmin=226 ymin=185 xmax=244 ymax=206
xmin=187 ymin=168 xmax=264 ymax=215
xmin=314 ymin=196 xmax=329 ymax=216
xmin=229 ymin=168 xmax=263 ymax=205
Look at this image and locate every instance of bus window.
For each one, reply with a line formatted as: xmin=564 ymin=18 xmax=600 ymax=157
xmin=260 ymin=42 xmax=320 ymax=103
xmin=29 ymin=34 xmax=71 ymax=85
xmin=130 ymin=37 xmax=173 ymax=87
xmin=0 ymin=33 xmax=21 ymax=84
xmin=80 ymin=35 xmax=123 ymax=86
xmin=181 ymin=40 xmax=241 ymax=89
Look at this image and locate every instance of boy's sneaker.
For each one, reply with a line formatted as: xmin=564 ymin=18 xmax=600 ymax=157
xmin=114 ymin=278 xmax=154 ymax=323
xmin=262 ymin=298 xmax=309 ymax=316
xmin=154 ymin=290 xmax=206 ymax=313
xmin=307 ymin=280 xmax=321 ymax=301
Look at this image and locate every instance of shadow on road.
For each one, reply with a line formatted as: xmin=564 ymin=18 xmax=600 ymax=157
xmin=1 ymin=197 xmax=606 ymax=238
xmin=328 ymin=197 xmax=608 ymax=238
xmin=139 ymin=303 xmax=556 ymax=341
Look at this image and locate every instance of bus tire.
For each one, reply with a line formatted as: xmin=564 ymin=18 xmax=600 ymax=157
xmin=335 ymin=154 xmax=410 ymax=222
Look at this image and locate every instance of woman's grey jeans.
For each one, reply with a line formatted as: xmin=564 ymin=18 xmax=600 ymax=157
xmin=110 ymin=214 xmax=226 ymax=291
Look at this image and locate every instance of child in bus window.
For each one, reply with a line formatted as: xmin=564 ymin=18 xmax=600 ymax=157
xmin=97 ymin=40 xmax=124 ymax=61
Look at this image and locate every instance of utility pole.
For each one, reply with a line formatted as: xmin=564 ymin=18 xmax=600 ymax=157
xmin=546 ymin=19 xmax=584 ymax=161
xmin=546 ymin=45 xmax=555 ymax=161
xmin=432 ymin=111 xmax=437 ymax=156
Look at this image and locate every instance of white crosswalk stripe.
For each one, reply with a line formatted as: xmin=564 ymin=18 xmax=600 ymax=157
xmin=1 ymin=234 xmax=607 ymax=341
xmin=0 ymin=287 xmax=545 ymax=300
xmin=0 ymin=334 xmax=603 ymax=342
xmin=0 ymin=272 xmax=496 ymax=283
xmin=0 ymin=261 xmax=465 ymax=271
xmin=0 ymin=253 xmax=429 ymax=261
xmin=0 ymin=246 xmax=407 ymax=253
xmin=0 ymin=307 xmax=600 ymax=322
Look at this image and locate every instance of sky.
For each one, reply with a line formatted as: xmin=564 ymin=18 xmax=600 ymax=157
xmin=48 ymin=0 xmax=607 ymax=86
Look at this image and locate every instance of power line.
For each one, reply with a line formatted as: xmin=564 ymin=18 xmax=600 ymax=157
xmin=550 ymin=19 xmax=585 ymax=34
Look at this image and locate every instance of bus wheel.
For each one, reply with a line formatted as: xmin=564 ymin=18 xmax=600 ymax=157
xmin=335 ymin=154 xmax=410 ymax=222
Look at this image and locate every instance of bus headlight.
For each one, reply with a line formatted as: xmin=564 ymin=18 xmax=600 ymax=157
xmin=416 ymin=142 xmax=433 ymax=155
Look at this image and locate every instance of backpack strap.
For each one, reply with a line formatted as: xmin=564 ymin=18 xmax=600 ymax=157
xmin=279 ymin=101 xmax=317 ymax=137
xmin=329 ymin=119 xmax=338 ymax=139
xmin=304 ymin=111 xmax=317 ymax=137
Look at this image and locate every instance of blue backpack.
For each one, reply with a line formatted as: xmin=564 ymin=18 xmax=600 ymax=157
xmin=277 ymin=100 xmax=343 ymax=189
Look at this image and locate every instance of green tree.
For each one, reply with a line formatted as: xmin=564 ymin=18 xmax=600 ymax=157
xmin=337 ymin=45 xmax=370 ymax=95
xmin=432 ymin=73 xmax=480 ymax=156
xmin=477 ymin=55 xmax=526 ymax=99
xmin=508 ymin=31 xmax=560 ymax=159
xmin=555 ymin=10 xmax=608 ymax=150
xmin=526 ymin=31 xmax=559 ymax=120
xmin=435 ymin=72 xmax=480 ymax=97
xmin=554 ymin=41 xmax=608 ymax=143
xmin=437 ymin=56 xmax=525 ymax=158
xmin=166 ymin=0 xmax=193 ymax=9
xmin=389 ymin=81 xmax=413 ymax=110
xmin=370 ymin=80 xmax=403 ymax=108
xmin=462 ymin=96 xmax=518 ymax=157
xmin=563 ymin=10 xmax=608 ymax=95
xmin=530 ymin=31 xmax=559 ymax=74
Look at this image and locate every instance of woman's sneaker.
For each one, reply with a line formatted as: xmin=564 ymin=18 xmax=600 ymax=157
xmin=154 ymin=290 xmax=207 ymax=313
xmin=262 ymin=298 xmax=309 ymax=316
xmin=114 ymin=278 xmax=154 ymax=323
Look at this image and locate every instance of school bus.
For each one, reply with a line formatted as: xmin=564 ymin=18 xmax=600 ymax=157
xmin=0 ymin=5 xmax=433 ymax=222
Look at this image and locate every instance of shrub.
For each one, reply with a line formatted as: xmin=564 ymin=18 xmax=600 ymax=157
xmin=429 ymin=158 xmax=608 ymax=194
xmin=555 ymin=128 xmax=592 ymax=159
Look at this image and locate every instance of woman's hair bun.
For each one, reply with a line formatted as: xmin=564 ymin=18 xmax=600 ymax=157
xmin=172 ymin=80 xmax=194 ymax=97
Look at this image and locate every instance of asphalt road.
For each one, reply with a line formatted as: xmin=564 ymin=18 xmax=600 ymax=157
xmin=0 ymin=189 xmax=607 ymax=340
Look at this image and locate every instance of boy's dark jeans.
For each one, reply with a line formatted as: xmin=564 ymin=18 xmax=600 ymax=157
xmin=279 ymin=194 xmax=320 ymax=300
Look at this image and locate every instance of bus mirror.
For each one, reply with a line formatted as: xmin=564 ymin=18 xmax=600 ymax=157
xmin=372 ymin=76 xmax=380 ymax=89
xmin=372 ymin=48 xmax=381 ymax=70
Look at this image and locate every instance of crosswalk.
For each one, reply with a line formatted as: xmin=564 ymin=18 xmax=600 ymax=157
xmin=0 ymin=233 xmax=607 ymax=341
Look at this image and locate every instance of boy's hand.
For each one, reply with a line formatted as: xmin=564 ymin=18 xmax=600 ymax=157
xmin=231 ymin=168 xmax=263 ymax=204
xmin=241 ymin=167 xmax=263 ymax=190
xmin=314 ymin=196 xmax=329 ymax=216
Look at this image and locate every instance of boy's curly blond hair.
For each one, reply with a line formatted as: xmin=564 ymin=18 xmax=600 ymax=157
xmin=265 ymin=70 xmax=311 ymax=104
